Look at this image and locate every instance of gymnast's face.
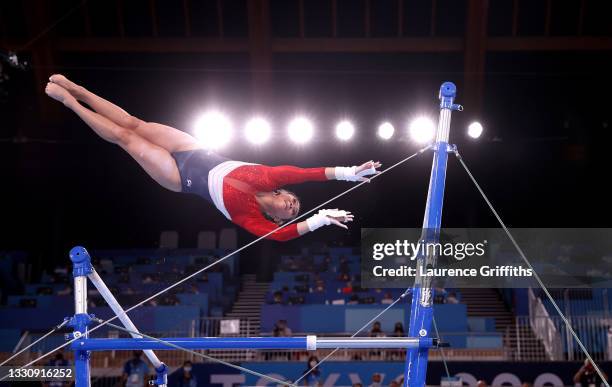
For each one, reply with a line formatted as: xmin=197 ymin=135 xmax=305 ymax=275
xmin=269 ymin=189 xmax=300 ymax=221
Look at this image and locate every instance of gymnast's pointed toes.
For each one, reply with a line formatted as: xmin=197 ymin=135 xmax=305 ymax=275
xmin=49 ymin=74 xmax=65 ymax=83
xmin=45 ymin=82 xmax=73 ymax=105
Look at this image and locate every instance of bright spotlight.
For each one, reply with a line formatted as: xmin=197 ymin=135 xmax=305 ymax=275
xmin=409 ymin=116 xmax=435 ymax=144
xmin=244 ymin=117 xmax=271 ymax=145
xmin=378 ymin=122 xmax=395 ymax=140
xmin=467 ymin=121 xmax=483 ymax=139
xmin=335 ymin=120 xmax=355 ymax=141
xmin=288 ymin=116 xmax=314 ymax=144
xmin=194 ymin=111 xmax=233 ymax=149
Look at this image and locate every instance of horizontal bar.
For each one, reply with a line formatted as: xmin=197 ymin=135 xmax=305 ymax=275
xmin=316 ymin=337 xmax=433 ymax=349
xmin=72 ymin=336 xmax=435 ymax=351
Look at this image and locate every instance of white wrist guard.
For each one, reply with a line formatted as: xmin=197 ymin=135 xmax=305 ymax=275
xmin=334 ymin=166 xmax=357 ymax=181
xmin=334 ymin=166 xmax=377 ymax=181
xmin=306 ymin=213 xmax=331 ymax=232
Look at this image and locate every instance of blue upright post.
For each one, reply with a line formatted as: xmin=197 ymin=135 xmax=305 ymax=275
xmin=404 ymin=82 xmax=461 ymax=386
xmin=68 ymin=246 xmax=94 ymax=387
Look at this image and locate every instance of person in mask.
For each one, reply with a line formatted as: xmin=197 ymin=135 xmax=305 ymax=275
xmin=177 ymin=361 xmax=197 ymax=387
xmin=303 ymin=355 xmax=322 ymax=386
xmin=369 ymin=372 xmax=382 ymax=387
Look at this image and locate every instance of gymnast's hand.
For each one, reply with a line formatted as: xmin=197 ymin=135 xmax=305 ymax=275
xmin=334 ymin=161 xmax=382 ymax=182
xmin=306 ymin=209 xmax=354 ymax=231
xmin=355 ymin=160 xmax=382 ymax=181
xmin=322 ymin=209 xmax=354 ymax=229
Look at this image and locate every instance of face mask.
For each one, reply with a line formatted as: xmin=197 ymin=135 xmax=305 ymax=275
xmin=184 ymin=367 xmax=192 ymax=372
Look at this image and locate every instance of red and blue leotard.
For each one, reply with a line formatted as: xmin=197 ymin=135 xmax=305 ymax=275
xmin=214 ymin=163 xmax=327 ymax=241
xmin=171 ymin=149 xmax=327 ymax=241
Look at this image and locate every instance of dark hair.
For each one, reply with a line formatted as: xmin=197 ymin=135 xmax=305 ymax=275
xmin=262 ymin=189 xmax=301 ymax=225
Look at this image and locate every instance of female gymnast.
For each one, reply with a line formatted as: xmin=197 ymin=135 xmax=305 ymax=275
xmin=45 ymin=75 xmax=381 ymax=241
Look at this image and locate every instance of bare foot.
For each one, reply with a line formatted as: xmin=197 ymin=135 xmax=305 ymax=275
xmin=49 ymin=74 xmax=85 ymax=99
xmin=45 ymin=82 xmax=77 ymax=107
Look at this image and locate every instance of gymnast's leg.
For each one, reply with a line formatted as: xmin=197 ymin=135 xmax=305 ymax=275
xmin=48 ymin=74 xmax=199 ymax=153
xmin=45 ymin=82 xmax=182 ymax=192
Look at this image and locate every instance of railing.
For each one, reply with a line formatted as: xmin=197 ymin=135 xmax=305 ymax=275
xmin=528 ymin=288 xmax=563 ymax=360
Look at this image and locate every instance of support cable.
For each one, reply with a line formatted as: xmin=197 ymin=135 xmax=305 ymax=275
xmin=454 ymin=149 xmax=609 ymax=387
xmin=432 ymin=315 xmax=450 ymax=379
xmin=0 ymin=319 xmax=69 ymax=366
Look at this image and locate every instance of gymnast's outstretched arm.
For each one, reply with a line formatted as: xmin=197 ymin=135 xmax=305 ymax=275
xmin=265 ymin=161 xmax=382 ymax=187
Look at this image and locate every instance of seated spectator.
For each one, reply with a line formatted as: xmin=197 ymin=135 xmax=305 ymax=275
xmin=272 ymin=291 xmax=283 ymax=304
xmin=369 ymin=321 xmax=386 ymax=338
xmin=434 ymin=286 xmax=447 ymax=304
xmin=347 ymin=294 xmax=360 ymax=305
xmin=446 ymin=292 xmax=459 ymax=304
xmin=303 ymin=355 xmax=322 ymax=387
xmin=312 ymin=280 xmax=325 ymax=293
xmin=273 ymin=320 xmax=292 ymax=337
xmin=200 ymin=273 xmax=209 ymax=282
xmin=369 ymin=373 xmax=382 ymax=387
xmin=381 ymin=292 xmax=394 ymax=304
xmin=189 ymin=284 xmax=199 ymax=294
xmin=122 ymin=351 xmax=150 ymax=387
xmin=574 ymin=359 xmax=608 ymax=387
xmin=341 ymin=282 xmax=353 ymax=294
xmin=392 ymin=322 xmax=405 ymax=337
xmin=177 ymin=361 xmax=197 ymax=387
xmin=338 ymin=273 xmax=350 ymax=282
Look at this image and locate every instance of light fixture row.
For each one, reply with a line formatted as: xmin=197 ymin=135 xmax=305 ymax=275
xmin=193 ymin=111 xmax=483 ymax=149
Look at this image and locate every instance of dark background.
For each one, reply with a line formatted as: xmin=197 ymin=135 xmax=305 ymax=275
xmin=1 ymin=0 xmax=612 ymax=277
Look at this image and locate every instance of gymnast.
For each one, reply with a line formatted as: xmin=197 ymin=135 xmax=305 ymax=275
xmin=45 ymin=75 xmax=381 ymax=241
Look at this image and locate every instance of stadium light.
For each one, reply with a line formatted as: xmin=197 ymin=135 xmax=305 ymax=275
xmin=467 ymin=121 xmax=483 ymax=139
xmin=244 ymin=117 xmax=271 ymax=145
xmin=335 ymin=120 xmax=355 ymax=141
xmin=288 ymin=116 xmax=314 ymax=144
xmin=193 ymin=111 xmax=233 ymax=149
xmin=409 ymin=116 xmax=435 ymax=144
xmin=377 ymin=122 xmax=395 ymax=140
